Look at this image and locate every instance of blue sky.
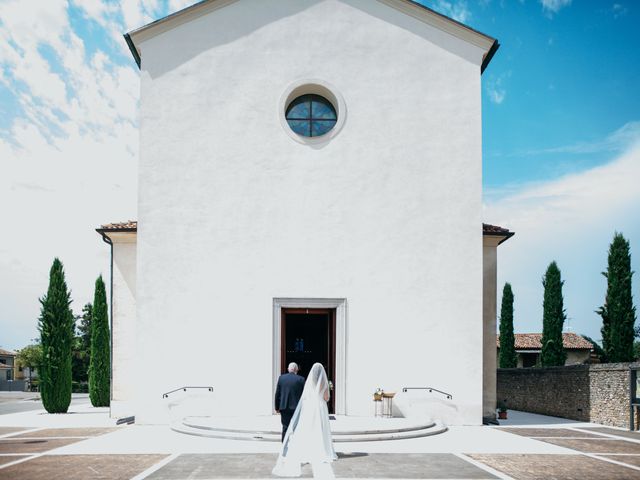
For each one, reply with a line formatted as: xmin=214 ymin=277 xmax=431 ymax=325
xmin=470 ymin=0 xmax=640 ymax=189
xmin=0 ymin=0 xmax=639 ymax=351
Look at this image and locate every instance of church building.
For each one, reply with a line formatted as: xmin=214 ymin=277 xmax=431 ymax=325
xmin=98 ymin=0 xmax=513 ymax=426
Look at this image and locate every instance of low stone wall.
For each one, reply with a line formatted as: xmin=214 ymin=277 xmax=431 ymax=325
xmin=497 ymin=363 xmax=637 ymax=428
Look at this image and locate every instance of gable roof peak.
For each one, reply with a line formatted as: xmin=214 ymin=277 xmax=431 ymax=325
xmin=124 ymin=0 xmax=498 ymax=71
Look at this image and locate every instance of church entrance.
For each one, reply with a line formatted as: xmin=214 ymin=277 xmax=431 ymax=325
xmin=281 ymin=308 xmax=336 ymax=414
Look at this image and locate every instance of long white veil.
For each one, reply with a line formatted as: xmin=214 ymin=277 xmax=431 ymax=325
xmin=272 ymin=363 xmax=337 ymax=477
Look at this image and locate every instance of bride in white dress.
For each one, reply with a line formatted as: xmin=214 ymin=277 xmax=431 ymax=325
xmin=272 ymin=362 xmax=338 ymax=477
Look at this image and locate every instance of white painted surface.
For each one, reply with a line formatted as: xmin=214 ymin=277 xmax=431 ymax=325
xmin=109 ymin=234 xmax=137 ymax=418
xmin=483 ymin=238 xmax=499 ymax=420
xmin=134 ymin=0 xmax=485 ymax=424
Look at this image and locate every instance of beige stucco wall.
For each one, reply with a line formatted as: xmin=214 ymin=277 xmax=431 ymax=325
xmin=482 ymin=236 xmax=501 ymax=420
xmin=108 ymin=232 xmax=137 ymax=418
xmin=501 ymin=350 xmax=591 ymax=368
xmin=566 ymin=350 xmax=591 ymax=365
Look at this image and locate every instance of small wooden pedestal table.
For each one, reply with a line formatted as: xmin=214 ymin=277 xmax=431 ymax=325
xmin=382 ymin=392 xmax=395 ymax=418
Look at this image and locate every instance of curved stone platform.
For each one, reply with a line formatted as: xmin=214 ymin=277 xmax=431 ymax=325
xmin=172 ymin=415 xmax=447 ymax=442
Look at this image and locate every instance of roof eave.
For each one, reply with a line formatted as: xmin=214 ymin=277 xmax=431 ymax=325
xmin=124 ymin=33 xmax=141 ymax=69
xmin=124 ymin=0 xmax=498 ymax=72
xmin=483 ymin=230 xmax=515 ymax=246
xmin=96 ymin=227 xmax=138 ymax=236
xmin=481 ymin=39 xmax=499 ymax=74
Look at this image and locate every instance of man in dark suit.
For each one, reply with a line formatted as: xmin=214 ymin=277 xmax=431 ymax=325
xmin=275 ymin=362 xmax=305 ymax=441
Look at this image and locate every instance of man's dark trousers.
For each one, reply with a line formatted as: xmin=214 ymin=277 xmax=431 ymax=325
xmin=275 ymin=371 xmax=305 ymax=442
xmin=279 ymin=408 xmax=295 ymax=441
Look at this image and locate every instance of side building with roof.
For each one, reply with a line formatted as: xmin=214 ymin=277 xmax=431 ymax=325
xmin=497 ymin=333 xmax=594 ymax=368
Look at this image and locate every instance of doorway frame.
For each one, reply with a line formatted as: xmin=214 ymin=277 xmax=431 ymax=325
xmin=273 ymin=298 xmax=347 ymax=415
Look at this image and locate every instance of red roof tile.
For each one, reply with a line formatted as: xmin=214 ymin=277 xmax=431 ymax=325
xmin=97 ymin=221 xmax=138 ymax=232
xmin=483 ymin=223 xmax=511 ymax=234
xmin=497 ymin=333 xmax=594 ymax=350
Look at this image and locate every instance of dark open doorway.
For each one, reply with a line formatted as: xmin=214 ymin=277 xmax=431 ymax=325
xmin=281 ymin=308 xmax=336 ymax=413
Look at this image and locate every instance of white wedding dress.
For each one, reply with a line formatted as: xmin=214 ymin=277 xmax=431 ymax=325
xmin=272 ymin=363 xmax=338 ymax=477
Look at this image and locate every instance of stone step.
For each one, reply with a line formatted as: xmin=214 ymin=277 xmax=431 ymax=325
xmin=181 ymin=418 xmax=436 ymax=436
xmin=172 ymin=420 xmax=447 ymax=442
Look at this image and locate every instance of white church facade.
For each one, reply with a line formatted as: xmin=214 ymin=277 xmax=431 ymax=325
xmin=98 ymin=0 xmax=513 ymax=426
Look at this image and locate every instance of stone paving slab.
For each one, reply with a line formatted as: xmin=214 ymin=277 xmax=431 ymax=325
xmin=146 ymin=453 xmax=497 ymax=479
xmin=469 ymin=453 xmax=640 ymax=480
xmin=0 ymin=437 xmax=82 ymax=454
xmin=0 ymin=454 xmax=167 ymax=480
xmin=146 ymin=454 xmax=312 ymax=479
xmin=332 ymin=453 xmax=497 ymax=479
xmin=601 ymin=455 xmax=640 ymax=467
xmin=579 ymin=427 xmax=640 ymax=441
xmin=0 ymin=455 xmax=30 ymax=466
xmin=498 ymin=428 xmax=601 ymax=438
xmin=9 ymin=427 xmax=120 ymax=438
xmin=538 ymin=438 xmax=640 ymax=454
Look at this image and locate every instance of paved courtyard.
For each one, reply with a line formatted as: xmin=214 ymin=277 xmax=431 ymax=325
xmin=1 ymin=402 xmax=640 ymax=479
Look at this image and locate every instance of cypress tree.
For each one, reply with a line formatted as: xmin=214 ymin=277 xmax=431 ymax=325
xmin=38 ymin=258 xmax=74 ymax=413
xmin=72 ymin=303 xmax=92 ymax=383
xmin=499 ymin=283 xmax=518 ymax=368
xmin=89 ymin=276 xmax=110 ymax=407
xmin=540 ymin=261 xmax=567 ymax=366
xmin=597 ymin=233 xmax=636 ymax=362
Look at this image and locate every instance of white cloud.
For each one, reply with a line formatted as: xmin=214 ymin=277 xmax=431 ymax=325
xmin=485 ymin=71 xmax=510 ymax=105
xmin=519 ymin=121 xmax=640 ymax=156
xmin=540 ymin=0 xmax=572 ymax=16
xmin=0 ymin=0 xmax=140 ymax=349
xmin=169 ymin=0 xmax=196 ymax=12
xmin=485 ymin=140 xmax=640 ymax=341
xmin=120 ymin=0 xmax=165 ymax=30
xmin=430 ymin=0 xmax=472 ymax=24
xmin=487 ymin=86 xmax=505 ymax=104
xmin=612 ymin=3 xmax=628 ymax=19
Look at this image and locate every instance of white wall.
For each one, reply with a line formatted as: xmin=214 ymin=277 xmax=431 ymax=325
xmin=482 ymin=238 xmax=499 ymax=420
xmin=109 ymin=233 xmax=137 ymax=418
xmin=134 ymin=0 xmax=486 ymax=424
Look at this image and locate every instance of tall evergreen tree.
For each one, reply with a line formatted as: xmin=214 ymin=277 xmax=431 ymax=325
xmin=78 ymin=303 xmax=93 ymax=352
xmin=597 ymin=233 xmax=636 ymax=362
xmin=72 ymin=303 xmax=92 ymax=383
xmin=540 ymin=261 xmax=567 ymax=366
xmin=499 ymin=283 xmax=518 ymax=368
xmin=38 ymin=258 xmax=74 ymax=413
xmin=89 ymin=276 xmax=110 ymax=407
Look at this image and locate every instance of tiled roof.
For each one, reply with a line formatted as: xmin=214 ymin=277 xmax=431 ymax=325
xmin=497 ymin=333 xmax=594 ymax=350
xmin=483 ymin=223 xmax=510 ymax=234
xmin=98 ymin=221 xmax=512 ymax=235
xmin=0 ymin=348 xmax=16 ymax=356
xmin=97 ymin=221 xmax=138 ymax=232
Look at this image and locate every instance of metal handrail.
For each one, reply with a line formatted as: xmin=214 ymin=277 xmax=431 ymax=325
xmin=402 ymin=387 xmax=453 ymax=400
xmin=162 ymin=386 xmax=213 ymax=399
